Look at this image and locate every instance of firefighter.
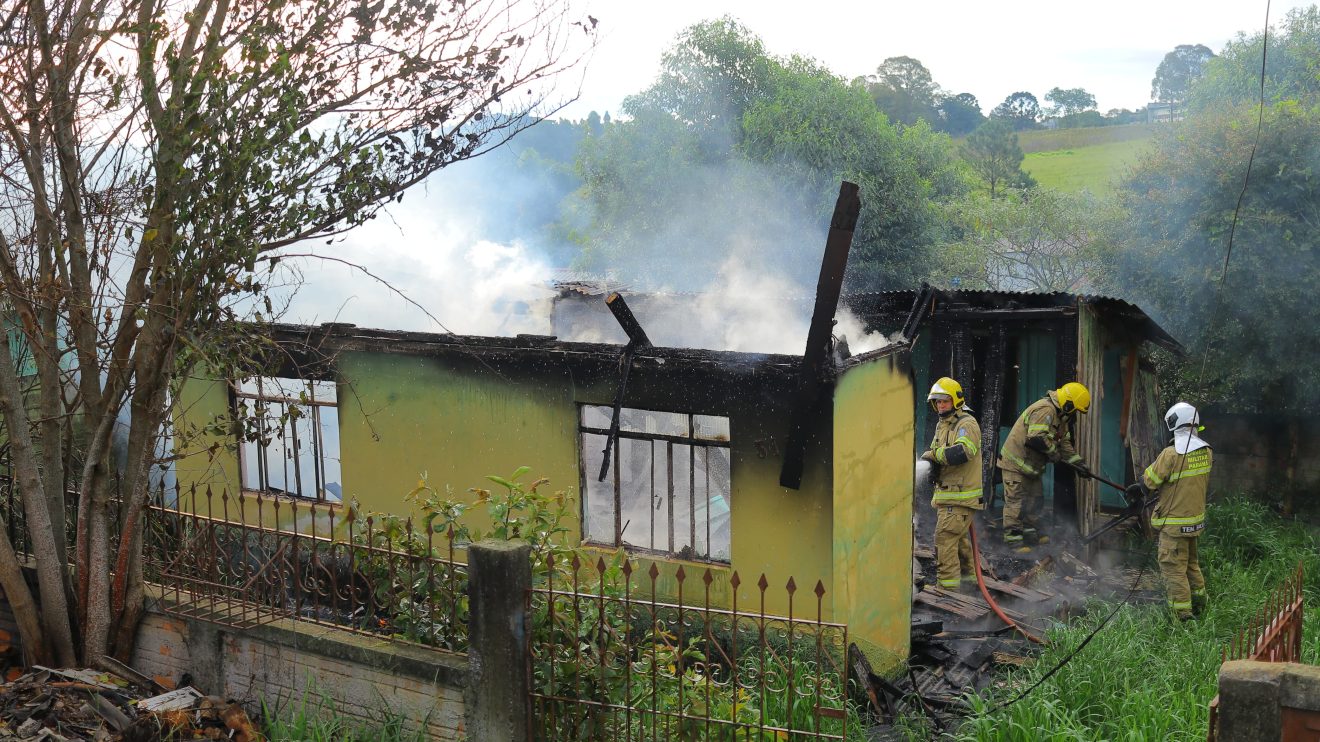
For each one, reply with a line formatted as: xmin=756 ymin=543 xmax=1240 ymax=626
xmin=1138 ymin=402 xmax=1212 ymax=621
xmin=920 ymin=377 xmax=983 ymax=592
xmin=997 ymin=382 xmax=1093 ymax=549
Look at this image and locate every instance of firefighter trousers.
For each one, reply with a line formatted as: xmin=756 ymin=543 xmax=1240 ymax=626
xmin=1001 ymin=469 xmax=1043 ymax=540
xmin=934 ymin=505 xmax=977 ymax=590
xmin=1157 ymin=533 xmax=1206 ymax=618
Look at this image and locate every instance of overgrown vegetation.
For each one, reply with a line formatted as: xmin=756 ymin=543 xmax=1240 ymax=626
xmin=897 ymin=497 xmax=1319 ymax=740
xmin=260 ymin=689 xmax=428 ymax=742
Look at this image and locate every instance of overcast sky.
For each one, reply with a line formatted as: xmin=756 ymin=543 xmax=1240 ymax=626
xmin=560 ymin=0 xmax=1299 ymax=118
xmin=283 ymin=0 xmax=1300 ymax=338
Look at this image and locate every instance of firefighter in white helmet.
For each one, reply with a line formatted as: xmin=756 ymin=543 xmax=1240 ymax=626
xmin=997 ymin=382 xmax=1094 ymax=549
xmin=920 ymin=377 xmax=983 ymax=591
xmin=1136 ymin=402 xmax=1212 ymax=621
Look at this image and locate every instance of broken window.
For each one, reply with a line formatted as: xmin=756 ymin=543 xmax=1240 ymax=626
xmin=233 ymin=377 xmax=342 ymax=503
xmin=580 ymin=405 xmax=731 ymax=563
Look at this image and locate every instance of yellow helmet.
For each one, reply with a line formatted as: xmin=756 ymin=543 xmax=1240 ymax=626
xmin=927 ymin=377 xmax=965 ymax=411
xmin=1056 ymin=382 xmax=1091 ymax=415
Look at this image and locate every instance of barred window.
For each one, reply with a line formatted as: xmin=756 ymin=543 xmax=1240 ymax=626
xmin=580 ymin=405 xmax=731 ymax=563
xmin=233 ymin=377 xmax=342 ymax=502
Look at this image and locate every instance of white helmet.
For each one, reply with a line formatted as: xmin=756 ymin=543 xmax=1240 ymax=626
xmin=1164 ymin=402 xmax=1200 ymax=432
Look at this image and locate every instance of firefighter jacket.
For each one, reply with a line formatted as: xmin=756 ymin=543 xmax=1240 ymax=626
xmin=997 ymin=391 xmax=1083 ymax=479
xmin=1142 ymin=444 xmax=1213 ymax=537
xmin=927 ymin=409 xmax=984 ymax=509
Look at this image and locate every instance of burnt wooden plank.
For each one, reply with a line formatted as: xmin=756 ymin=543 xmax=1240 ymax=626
xmin=780 ymin=181 xmax=861 ymax=489
xmin=915 ymin=590 xmax=988 ymax=620
xmin=981 ymin=577 xmax=1053 ymax=603
xmin=926 ymin=586 xmax=1028 ymax=622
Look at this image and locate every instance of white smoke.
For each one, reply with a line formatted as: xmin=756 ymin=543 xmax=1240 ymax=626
xmin=280 ymin=196 xmax=556 ymax=336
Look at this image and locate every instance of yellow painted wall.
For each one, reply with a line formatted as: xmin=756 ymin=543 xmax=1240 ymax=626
xmin=832 ymin=351 xmax=914 ymax=672
xmin=172 ymin=347 xmax=837 ymax=618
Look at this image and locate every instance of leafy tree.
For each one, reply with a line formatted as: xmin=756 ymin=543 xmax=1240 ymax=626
xmin=623 ymin=16 xmax=774 ymax=154
xmin=937 ymin=93 xmax=986 ymax=136
xmin=935 ymin=190 xmax=1122 ymax=291
xmin=991 ymin=91 xmax=1042 ymax=130
xmin=0 ymin=0 xmax=590 ymax=664
xmin=1112 ymin=101 xmax=1320 ymax=413
xmin=1045 ymin=87 xmax=1098 ymax=117
xmin=1151 ymin=44 xmax=1215 ymax=111
xmin=962 ymin=120 xmax=1034 ymax=198
xmin=1191 ymin=7 xmax=1320 ymax=110
xmin=866 ymin=55 xmax=941 ymax=127
xmin=573 ymin=23 xmax=970 ymax=291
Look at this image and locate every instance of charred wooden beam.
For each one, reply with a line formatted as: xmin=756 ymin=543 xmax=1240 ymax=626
xmin=605 ymin=292 xmax=652 ymax=348
xmin=780 ymin=181 xmax=861 ymax=490
xmin=900 ymin=283 xmax=937 ymax=341
xmin=597 ymin=294 xmax=653 ymax=481
xmin=980 ymin=322 xmax=1008 ymax=508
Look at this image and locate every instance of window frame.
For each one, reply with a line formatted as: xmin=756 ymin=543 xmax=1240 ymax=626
xmin=578 ymin=404 xmax=732 ymax=564
xmin=231 ymin=376 xmax=341 ymax=504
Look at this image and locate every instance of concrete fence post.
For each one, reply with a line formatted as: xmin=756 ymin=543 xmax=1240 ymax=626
xmin=465 ymin=540 xmax=532 ymax=742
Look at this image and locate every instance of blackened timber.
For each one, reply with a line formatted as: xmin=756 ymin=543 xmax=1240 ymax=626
xmin=779 ymin=181 xmax=861 ymax=489
xmin=900 ymin=283 xmax=937 ymax=341
xmin=598 ymin=292 xmax=654 ymax=481
xmin=598 ymin=341 xmax=639 ymax=482
xmin=981 ymin=323 xmax=1007 ymax=507
xmin=604 ymin=292 xmax=652 ymax=348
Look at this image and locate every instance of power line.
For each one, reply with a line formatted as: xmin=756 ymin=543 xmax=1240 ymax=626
xmin=1196 ymin=0 xmax=1271 ymax=388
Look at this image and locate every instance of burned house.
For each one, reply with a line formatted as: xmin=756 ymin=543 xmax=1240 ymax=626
xmin=551 ymin=285 xmax=1182 ymax=539
xmin=173 ymin=320 xmax=918 ymax=669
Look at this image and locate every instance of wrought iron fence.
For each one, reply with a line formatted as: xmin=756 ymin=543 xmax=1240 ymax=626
xmin=149 ymin=486 xmax=469 ymax=651
xmin=1222 ymin=561 xmax=1305 ymax=664
xmin=0 ymin=464 xmax=469 ymax=653
xmin=1208 ymin=561 xmax=1305 ymax=741
xmin=528 ymin=552 xmax=850 ymax=741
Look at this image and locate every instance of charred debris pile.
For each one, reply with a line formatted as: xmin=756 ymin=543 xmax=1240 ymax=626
xmin=855 ymin=530 xmax=1164 ymax=732
xmin=0 ymin=663 xmax=259 ymax=741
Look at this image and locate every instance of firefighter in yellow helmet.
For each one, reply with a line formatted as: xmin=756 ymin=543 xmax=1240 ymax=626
xmin=997 ymin=382 xmax=1093 ymax=549
xmin=919 ymin=377 xmax=983 ymax=591
xmin=1137 ymin=402 xmax=1212 ymax=621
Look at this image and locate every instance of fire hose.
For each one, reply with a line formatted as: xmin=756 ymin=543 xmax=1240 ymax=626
xmin=967 ymin=521 xmax=1045 ymax=645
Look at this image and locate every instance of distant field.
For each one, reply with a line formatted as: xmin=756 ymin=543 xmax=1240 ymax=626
xmin=1022 ymin=136 xmax=1154 ymax=193
xmin=1016 ymin=122 xmax=1157 ymax=154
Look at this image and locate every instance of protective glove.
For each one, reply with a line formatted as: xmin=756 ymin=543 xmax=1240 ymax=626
xmin=1124 ymin=483 xmax=1144 ymax=505
xmin=1072 ymin=462 xmax=1093 ymax=479
xmin=920 ymin=450 xmax=937 ymax=464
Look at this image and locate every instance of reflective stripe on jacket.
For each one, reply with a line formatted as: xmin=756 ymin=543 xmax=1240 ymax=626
xmin=928 ymin=410 xmax=984 ymax=509
xmin=997 ymin=391 xmax=1082 ymax=478
xmin=1143 ymin=444 xmax=1213 ymax=537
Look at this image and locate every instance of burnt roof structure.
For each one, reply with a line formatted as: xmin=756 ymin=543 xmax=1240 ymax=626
xmin=841 ymin=289 xmax=1183 ymax=355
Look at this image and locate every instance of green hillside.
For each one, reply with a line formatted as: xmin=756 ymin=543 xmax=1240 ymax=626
xmin=1014 ymin=124 xmax=1156 ymax=193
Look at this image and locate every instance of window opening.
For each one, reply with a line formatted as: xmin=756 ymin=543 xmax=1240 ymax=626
xmin=580 ymin=405 xmax=731 ymax=562
xmin=233 ymin=377 xmax=341 ymax=502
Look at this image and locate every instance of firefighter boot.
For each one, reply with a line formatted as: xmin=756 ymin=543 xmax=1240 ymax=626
xmin=1191 ymin=592 xmax=1208 ymax=618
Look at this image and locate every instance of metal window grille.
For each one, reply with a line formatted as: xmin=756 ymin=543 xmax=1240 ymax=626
xmin=233 ymin=377 xmax=341 ymax=502
xmin=579 ymin=405 xmax=732 ymax=563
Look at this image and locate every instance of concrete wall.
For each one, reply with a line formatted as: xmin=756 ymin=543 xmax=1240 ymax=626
xmin=131 ymin=609 xmax=467 ymax=739
xmin=1202 ymin=413 xmax=1320 ymax=498
xmin=832 ymin=350 xmax=914 ymax=672
xmin=1215 ymin=660 xmax=1320 ymax=741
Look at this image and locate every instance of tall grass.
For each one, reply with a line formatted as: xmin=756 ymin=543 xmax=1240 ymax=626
xmin=902 ymin=497 xmax=1319 ymax=740
xmin=261 ymin=689 xmax=430 ymax=742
